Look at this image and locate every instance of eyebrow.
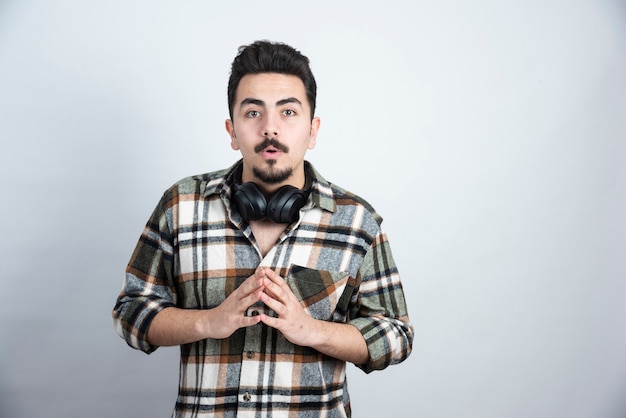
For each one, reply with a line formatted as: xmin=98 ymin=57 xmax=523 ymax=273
xmin=239 ymin=97 xmax=303 ymax=109
xmin=277 ymin=97 xmax=302 ymax=107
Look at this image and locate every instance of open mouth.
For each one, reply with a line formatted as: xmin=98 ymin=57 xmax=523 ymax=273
xmin=255 ymin=138 xmax=289 ymax=154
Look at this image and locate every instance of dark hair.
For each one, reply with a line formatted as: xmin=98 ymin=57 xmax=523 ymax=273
xmin=227 ymin=40 xmax=317 ymax=120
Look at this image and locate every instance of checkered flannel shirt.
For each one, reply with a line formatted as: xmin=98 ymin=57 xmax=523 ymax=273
xmin=113 ymin=161 xmax=413 ymax=418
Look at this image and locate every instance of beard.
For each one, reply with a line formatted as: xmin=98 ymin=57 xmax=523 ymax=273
xmin=252 ymin=162 xmax=293 ymax=185
xmin=252 ymin=137 xmax=292 ymax=184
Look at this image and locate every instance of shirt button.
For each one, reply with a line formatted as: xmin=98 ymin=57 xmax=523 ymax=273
xmin=243 ymin=392 xmax=251 ymax=402
xmin=246 ymin=351 xmax=254 ymax=359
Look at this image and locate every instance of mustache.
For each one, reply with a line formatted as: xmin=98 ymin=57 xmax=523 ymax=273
xmin=255 ymin=137 xmax=289 ymax=153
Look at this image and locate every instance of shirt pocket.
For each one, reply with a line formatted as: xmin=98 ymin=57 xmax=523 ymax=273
xmin=285 ymin=265 xmax=356 ymax=321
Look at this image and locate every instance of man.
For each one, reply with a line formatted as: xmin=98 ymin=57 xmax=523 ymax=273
xmin=113 ymin=40 xmax=413 ymax=418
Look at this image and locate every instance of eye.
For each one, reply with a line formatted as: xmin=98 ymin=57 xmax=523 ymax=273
xmin=245 ymin=110 xmax=261 ymax=118
xmin=282 ymin=109 xmax=297 ymax=117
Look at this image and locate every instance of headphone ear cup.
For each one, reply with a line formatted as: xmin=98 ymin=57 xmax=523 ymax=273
xmin=267 ymin=186 xmax=307 ymax=223
xmin=233 ymin=182 xmax=267 ymax=221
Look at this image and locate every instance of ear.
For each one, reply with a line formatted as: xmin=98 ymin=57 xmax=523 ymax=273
xmin=225 ymin=119 xmax=239 ymax=150
xmin=308 ymin=117 xmax=321 ymax=150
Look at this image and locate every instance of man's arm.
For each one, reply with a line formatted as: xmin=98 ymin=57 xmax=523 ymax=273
xmin=304 ymin=318 xmax=370 ymax=365
xmin=258 ymin=268 xmax=369 ymax=365
xmin=346 ymin=231 xmax=414 ymax=372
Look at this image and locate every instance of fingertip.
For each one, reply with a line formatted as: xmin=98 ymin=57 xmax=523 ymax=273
xmin=246 ymin=315 xmax=262 ymax=327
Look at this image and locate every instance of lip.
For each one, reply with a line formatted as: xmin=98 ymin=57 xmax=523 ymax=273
xmin=260 ymin=147 xmax=282 ymax=159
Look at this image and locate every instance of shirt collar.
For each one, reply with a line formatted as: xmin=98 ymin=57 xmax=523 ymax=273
xmin=203 ymin=160 xmax=336 ymax=214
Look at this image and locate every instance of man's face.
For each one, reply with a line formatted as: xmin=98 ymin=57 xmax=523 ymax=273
xmin=225 ymin=73 xmax=320 ymax=191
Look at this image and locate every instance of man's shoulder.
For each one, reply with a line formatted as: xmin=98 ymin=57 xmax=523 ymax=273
xmin=164 ymin=166 xmax=231 ymax=197
xmin=323 ymin=180 xmax=384 ymax=227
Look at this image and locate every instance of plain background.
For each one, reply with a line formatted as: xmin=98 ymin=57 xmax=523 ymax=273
xmin=1 ymin=1 xmax=625 ymax=417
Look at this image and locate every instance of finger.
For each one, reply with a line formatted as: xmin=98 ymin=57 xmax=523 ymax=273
xmin=264 ymin=276 xmax=299 ymax=307
xmin=262 ymin=270 xmax=290 ymax=298
xmin=262 ymin=278 xmax=283 ymax=300
xmin=263 ymin=269 xmax=286 ymax=286
xmin=238 ymin=271 xmax=266 ymax=296
xmin=240 ymin=315 xmax=262 ymax=328
xmin=239 ymin=288 xmax=264 ymax=310
xmin=261 ymin=291 xmax=285 ymax=313
xmin=259 ymin=313 xmax=279 ymax=329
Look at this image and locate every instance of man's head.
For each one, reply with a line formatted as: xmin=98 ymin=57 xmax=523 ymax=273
xmin=225 ymin=41 xmax=321 ymax=193
xmin=227 ymin=40 xmax=317 ymax=120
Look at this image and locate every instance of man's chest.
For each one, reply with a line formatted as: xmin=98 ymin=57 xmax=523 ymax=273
xmin=175 ymin=203 xmax=371 ymax=278
xmin=249 ymin=219 xmax=288 ymax=257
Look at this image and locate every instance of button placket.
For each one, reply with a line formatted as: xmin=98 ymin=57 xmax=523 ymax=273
xmin=239 ymin=317 xmax=262 ymax=407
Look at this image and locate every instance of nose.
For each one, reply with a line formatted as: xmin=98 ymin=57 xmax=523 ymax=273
xmin=262 ymin=113 xmax=279 ymax=138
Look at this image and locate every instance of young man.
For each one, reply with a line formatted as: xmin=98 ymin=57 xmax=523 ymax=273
xmin=113 ymin=40 xmax=413 ymax=418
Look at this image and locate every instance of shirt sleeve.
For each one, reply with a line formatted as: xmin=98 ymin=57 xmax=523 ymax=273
xmin=112 ymin=191 xmax=178 ymax=354
xmin=348 ymin=228 xmax=414 ymax=373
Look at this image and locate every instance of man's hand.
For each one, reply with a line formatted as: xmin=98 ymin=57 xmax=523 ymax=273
xmin=258 ymin=268 xmax=370 ymax=365
xmin=147 ymin=270 xmax=266 ymax=346
xmin=258 ymin=268 xmax=320 ymax=347
xmin=206 ymin=269 xmax=266 ymax=339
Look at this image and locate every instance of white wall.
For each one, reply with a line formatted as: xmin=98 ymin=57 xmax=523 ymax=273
xmin=1 ymin=1 xmax=625 ymax=417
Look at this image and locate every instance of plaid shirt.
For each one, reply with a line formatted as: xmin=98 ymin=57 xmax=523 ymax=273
xmin=113 ymin=161 xmax=413 ymax=418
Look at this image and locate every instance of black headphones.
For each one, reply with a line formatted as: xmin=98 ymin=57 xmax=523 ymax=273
xmin=231 ymin=163 xmax=312 ymax=224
